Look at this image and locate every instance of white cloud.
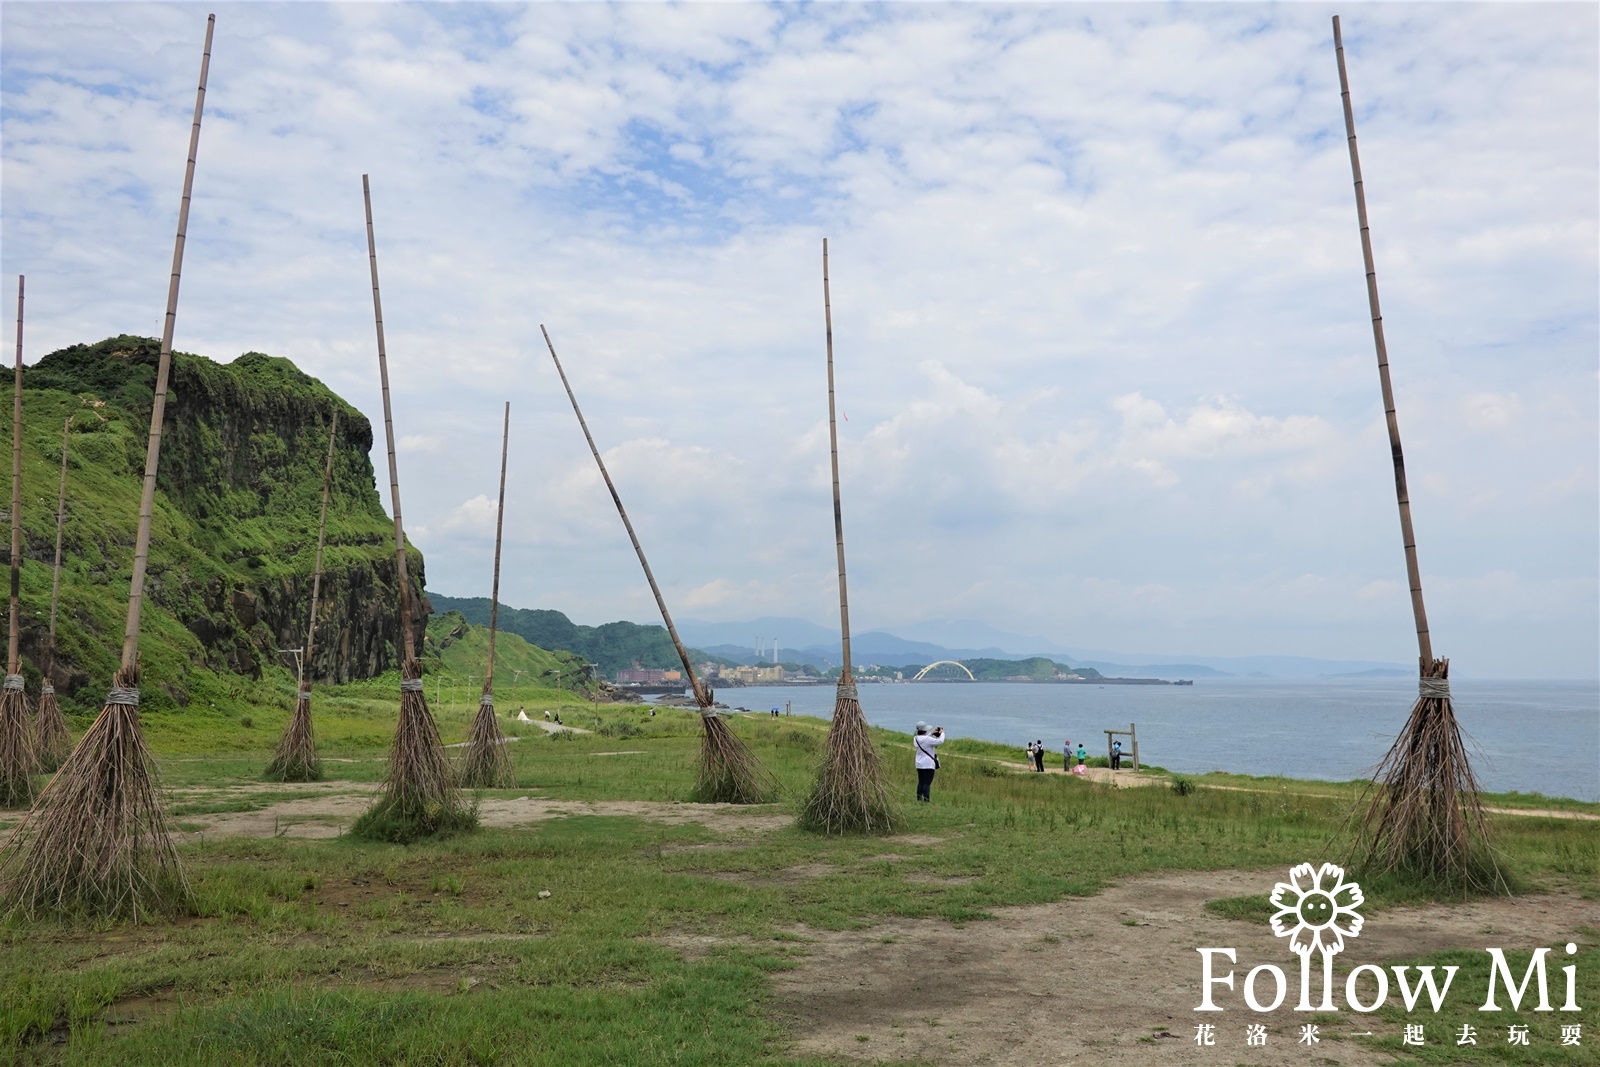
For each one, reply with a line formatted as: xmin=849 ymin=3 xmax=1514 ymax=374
xmin=2 ymin=3 xmax=1593 ymax=675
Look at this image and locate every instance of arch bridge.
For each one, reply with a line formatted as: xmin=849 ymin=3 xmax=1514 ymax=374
xmin=910 ymin=660 xmax=976 ymax=681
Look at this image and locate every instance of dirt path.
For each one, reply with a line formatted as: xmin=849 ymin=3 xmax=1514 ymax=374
xmin=173 ymin=782 xmax=789 ymax=839
xmin=769 ymin=868 xmax=1597 ymax=1066
xmin=1197 ymin=783 xmax=1600 ymax=822
xmin=990 ymin=761 xmax=1164 ymax=788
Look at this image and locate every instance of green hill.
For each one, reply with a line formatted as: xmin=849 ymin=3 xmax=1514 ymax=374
xmin=426 ymin=594 xmax=721 ymax=677
xmin=6 ymin=336 xmax=426 ymax=715
xmin=423 ymin=610 xmax=593 ymax=702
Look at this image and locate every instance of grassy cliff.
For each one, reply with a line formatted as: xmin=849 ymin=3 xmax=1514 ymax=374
xmin=5 ymin=336 xmax=427 ymax=716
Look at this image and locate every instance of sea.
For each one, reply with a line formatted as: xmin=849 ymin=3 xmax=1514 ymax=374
xmin=712 ymin=678 xmax=1600 ymax=803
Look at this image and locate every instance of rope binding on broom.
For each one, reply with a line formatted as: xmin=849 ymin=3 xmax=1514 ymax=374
xmin=298 ymin=690 xmax=312 ymax=701
xmin=40 ymin=685 xmax=53 ymax=696
xmin=2 ymin=675 xmax=22 ymax=691
xmin=480 ymin=694 xmax=494 ymax=708
xmin=1418 ymin=677 xmax=1450 ymax=699
xmin=106 ymin=686 xmax=140 ymax=706
xmin=835 ymin=682 xmax=857 ymax=700
xmin=400 ymin=678 xmax=423 ymax=693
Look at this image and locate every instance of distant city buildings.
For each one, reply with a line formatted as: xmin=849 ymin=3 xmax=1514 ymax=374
xmin=615 ymin=667 xmax=681 ymax=684
xmin=704 ymin=664 xmax=784 ymax=684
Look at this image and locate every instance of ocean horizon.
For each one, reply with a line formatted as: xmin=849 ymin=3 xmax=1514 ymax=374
xmin=709 ymin=677 xmax=1600 ymax=803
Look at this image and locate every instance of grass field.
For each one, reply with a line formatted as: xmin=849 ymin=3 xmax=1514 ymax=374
xmin=1 ymin=690 xmax=1595 ymax=1066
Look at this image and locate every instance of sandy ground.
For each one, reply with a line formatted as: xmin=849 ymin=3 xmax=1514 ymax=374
xmin=766 ymin=869 xmax=1598 ymax=1066
xmin=166 ymin=784 xmax=1597 ymax=1066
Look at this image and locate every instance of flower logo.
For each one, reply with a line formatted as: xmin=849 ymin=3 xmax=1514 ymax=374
xmin=1269 ymin=862 xmax=1364 ymax=957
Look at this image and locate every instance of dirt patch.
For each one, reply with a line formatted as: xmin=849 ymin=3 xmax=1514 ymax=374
xmin=485 ymin=797 xmax=792 ymax=835
xmin=989 ymin=762 xmax=1164 ymax=788
xmin=771 ymin=868 xmax=1599 ymax=1066
xmin=654 ymin=841 xmax=755 ymax=856
xmin=707 ymin=864 xmax=843 ymax=887
xmin=177 ymin=789 xmax=793 ymax=840
xmin=651 ymin=931 xmax=761 ymax=961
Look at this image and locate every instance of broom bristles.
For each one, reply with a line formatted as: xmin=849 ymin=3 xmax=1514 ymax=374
xmin=798 ymin=683 xmax=897 ymax=835
xmin=33 ymin=679 xmax=70 ymax=775
xmin=0 ymin=664 xmax=188 ymax=919
xmin=694 ymin=712 xmax=778 ymax=804
xmin=353 ymin=660 xmax=476 ymax=843
xmin=458 ymin=698 xmax=513 ymax=790
xmin=0 ymin=681 xmax=36 ymax=808
xmin=265 ymin=694 xmax=322 ymax=782
xmin=1354 ymin=659 xmax=1504 ymax=894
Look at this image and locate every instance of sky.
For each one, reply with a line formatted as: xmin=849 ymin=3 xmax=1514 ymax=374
xmin=2 ymin=3 xmax=1595 ymax=678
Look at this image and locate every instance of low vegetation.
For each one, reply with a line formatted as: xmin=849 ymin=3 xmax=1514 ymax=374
xmin=0 ymin=682 xmax=1592 ymax=1065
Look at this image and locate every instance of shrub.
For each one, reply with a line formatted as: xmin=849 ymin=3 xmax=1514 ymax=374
xmin=776 ymin=728 xmax=818 ymax=752
xmin=1170 ymin=775 xmax=1194 ymax=797
xmin=599 ymin=720 xmax=644 ymax=739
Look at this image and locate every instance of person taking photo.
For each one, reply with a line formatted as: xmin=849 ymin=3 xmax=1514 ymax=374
xmin=913 ymin=722 xmax=945 ymax=802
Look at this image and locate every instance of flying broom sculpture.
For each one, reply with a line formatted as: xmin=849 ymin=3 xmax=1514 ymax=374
xmin=35 ymin=416 xmax=74 ymax=773
xmin=541 ymin=325 xmax=776 ymax=804
xmin=0 ymin=15 xmax=214 ymax=916
xmin=458 ymin=402 xmax=514 ymax=790
xmin=350 ymin=175 xmax=474 ymax=842
xmin=0 ymin=276 xmax=38 ymax=808
xmin=265 ymin=410 xmax=339 ymax=782
xmin=799 ymin=239 xmax=896 ymax=835
xmin=1332 ymin=16 xmax=1501 ymax=892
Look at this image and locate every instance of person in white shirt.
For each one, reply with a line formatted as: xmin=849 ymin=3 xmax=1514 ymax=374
xmin=914 ymin=721 xmax=945 ymax=802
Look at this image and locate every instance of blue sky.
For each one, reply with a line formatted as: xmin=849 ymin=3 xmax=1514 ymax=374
xmin=2 ymin=3 xmax=1596 ymax=677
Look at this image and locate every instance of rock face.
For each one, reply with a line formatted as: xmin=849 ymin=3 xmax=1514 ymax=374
xmin=11 ymin=336 xmax=428 ymax=704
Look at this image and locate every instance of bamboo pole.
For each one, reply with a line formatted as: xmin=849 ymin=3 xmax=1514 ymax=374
xmin=362 ymin=175 xmax=417 ymax=665
xmin=799 ymin=239 xmax=895 ymax=833
xmin=302 ymin=410 xmax=338 ymax=688
xmin=352 ymin=176 xmax=470 ymax=839
xmin=1334 ymin=15 xmax=1498 ymax=891
xmin=0 ymin=14 xmax=212 ymax=914
xmin=122 ymin=14 xmax=214 ymax=669
xmin=484 ymin=402 xmax=509 ymax=697
xmin=1333 ymin=15 xmax=1432 ymax=667
xmin=822 ymin=239 xmax=853 ymax=677
xmin=540 ymin=325 xmax=709 ymax=708
xmin=9 ymin=276 xmax=23 ymax=677
xmin=49 ymin=417 xmax=68 ymax=653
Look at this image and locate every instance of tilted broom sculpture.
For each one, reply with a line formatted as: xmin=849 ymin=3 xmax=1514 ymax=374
xmin=350 ymin=175 xmax=475 ymax=843
xmin=458 ymin=402 xmax=515 ymax=790
xmin=542 ymin=325 xmax=777 ymax=804
xmin=35 ymin=415 xmax=74 ymax=773
xmin=799 ymin=239 xmax=896 ymax=835
xmin=1 ymin=15 xmax=215 ymax=917
xmin=1333 ymin=16 xmax=1502 ymax=893
xmin=0 ymin=276 xmax=38 ymax=807
xmin=265 ymin=410 xmax=339 ymax=782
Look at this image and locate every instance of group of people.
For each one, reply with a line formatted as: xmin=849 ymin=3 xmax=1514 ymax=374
xmin=1025 ymin=739 xmax=1087 ymax=773
xmin=1020 ymin=737 xmax=1124 ymax=772
xmin=913 ymin=723 xmax=1129 ymax=802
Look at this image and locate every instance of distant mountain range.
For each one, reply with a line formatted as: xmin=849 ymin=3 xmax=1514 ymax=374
xmin=423 ymin=599 xmax=1413 ymax=681
xmin=676 ymin=616 xmax=1411 ymax=679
